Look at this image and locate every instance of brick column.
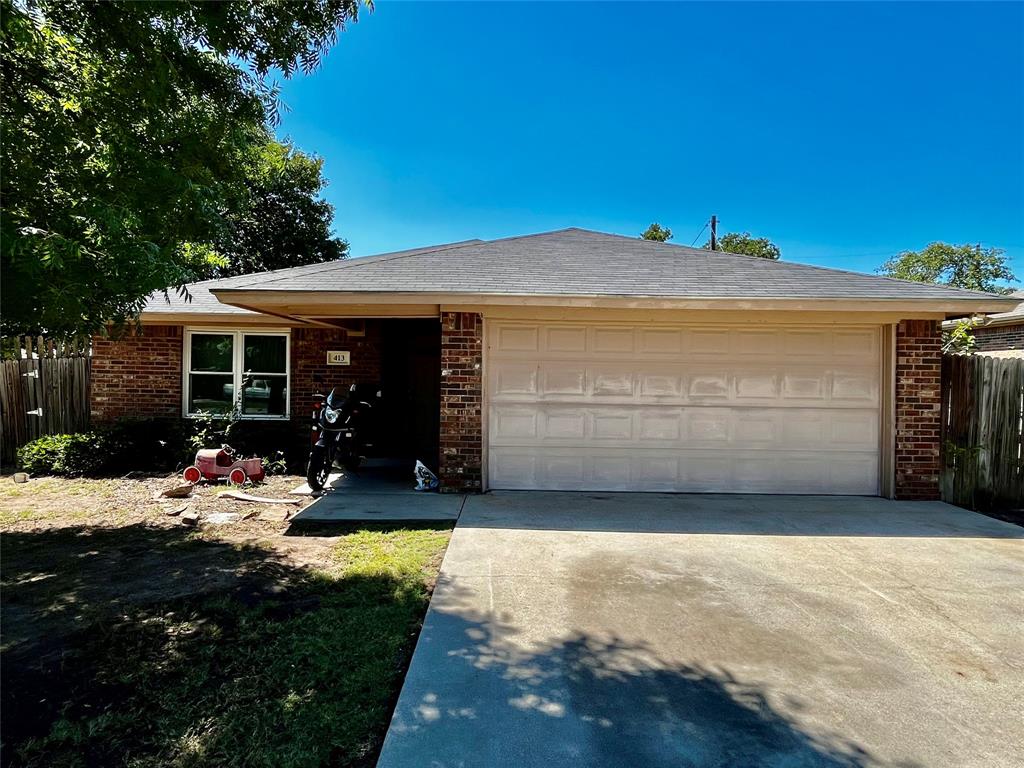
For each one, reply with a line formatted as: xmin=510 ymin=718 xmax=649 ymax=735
xmin=91 ymin=326 xmax=183 ymax=422
xmin=894 ymin=320 xmax=942 ymax=500
xmin=439 ymin=311 xmax=483 ymax=493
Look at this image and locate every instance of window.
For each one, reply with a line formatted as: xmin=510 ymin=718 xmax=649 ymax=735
xmin=184 ymin=330 xmax=289 ymax=418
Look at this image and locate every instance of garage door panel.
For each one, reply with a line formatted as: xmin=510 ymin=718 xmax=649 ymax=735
xmin=496 ymin=325 xmax=539 ymax=352
xmin=591 ymin=411 xmax=633 ymax=440
xmin=735 ymin=371 xmax=780 ymax=399
xmin=734 ymin=412 xmax=779 ymax=445
xmin=545 ymin=326 xmax=587 ymax=353
xmin=492 ymin=407 xmax=538 ymax=440
xmin=831 ymin=370 xmax=878 ymax=402
xmin=783 ymin=329 xmax=831 ymax=357
xmin=488 ymin=322 xmax=881 ymax=494
xmin=592 ymin=368 xmax=635 ymax=397
xmin=544 ymin=409 xmax=587 ymax=440
xmin=488 ymin=447 xmax=880 ymax=494
xmin=592 ymin=327 xmax=636 ymax=354
xmin=834 ymin=329 xmax=880 ymax=358
xmin=639 ymin=374 xmax=683 ymax=398
xmin=638 ymin=329 xmax=683 ymax=355
xmin=491 ymin=403 xmax=879 ymax=451
xmin=494 ymin=365 xmax=538 ymax=396
xmin=782 ymin=372 xmax=828 ymax=400
xmin=638 ymin=411 xmax=682 ymax=441
xmin=688 ymin=373 xmax=731 ymax=399
xmin=540 ymin=365 xmax=586 ymax=396
xmin=690 ymin=329 xmax=731 ymax=355
xmin=735 ymin=329 xmax=780 ymax=356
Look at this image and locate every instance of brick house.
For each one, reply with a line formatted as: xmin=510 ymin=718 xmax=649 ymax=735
xmin=944 ymin=291 xmax=1024 ymax=355
xmin=91 ymin=228 xmax=1015 ymax=500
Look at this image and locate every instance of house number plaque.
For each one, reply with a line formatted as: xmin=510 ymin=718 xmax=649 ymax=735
xmin=326 ymin=350 xmax=351 ymax=366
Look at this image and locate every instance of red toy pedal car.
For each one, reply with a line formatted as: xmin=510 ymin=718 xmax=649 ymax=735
xmin=182 ymin=446 xmax=264 ymax=485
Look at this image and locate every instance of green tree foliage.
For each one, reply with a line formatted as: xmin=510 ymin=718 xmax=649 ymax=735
xmin=706 ymin=232 xmax=781 ymax=260
xmin=943 ymin=317 xmax=980 ymax=355
xmin=211 ymin=141 xmax=347 ymax=278
xmin=1 ymin=0 xmax=362 ymax=338
xmin=641 ymin=223 xmax=673 ymax=242
xmin=878 ymin=242 xmax=1016 ymax=294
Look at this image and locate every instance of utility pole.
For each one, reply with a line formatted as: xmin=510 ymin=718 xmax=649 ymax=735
xmin=710 ymin=215 xmax=718 ymax=251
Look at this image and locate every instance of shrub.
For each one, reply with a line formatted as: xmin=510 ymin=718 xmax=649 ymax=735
xmin=16 ymin=420 xmax=192 ymax=477
xmin=17 ymin=433 xmax=107 ymax=476
xmin=16 ymin=417 xmax=303 ymax=478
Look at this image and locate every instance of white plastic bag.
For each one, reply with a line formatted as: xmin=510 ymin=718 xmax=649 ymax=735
xmin=414 ymin=460 xmax=439 ymax=491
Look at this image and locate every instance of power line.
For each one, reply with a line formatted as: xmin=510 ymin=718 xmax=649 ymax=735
xmin=690 ymin=220 xmax=709 ymax=247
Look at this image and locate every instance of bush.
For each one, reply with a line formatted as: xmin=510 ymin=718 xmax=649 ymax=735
xmin=17 ymin=433 xmax=107 ymax=476
xmin=16 ymin=417 xmax=303 ymax=478
xmin=16 ymin=419 xmax=192 ymax=477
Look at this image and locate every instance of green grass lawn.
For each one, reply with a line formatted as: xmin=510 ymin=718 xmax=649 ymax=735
xmin=4 ymin=524 xmax=452 ymax=768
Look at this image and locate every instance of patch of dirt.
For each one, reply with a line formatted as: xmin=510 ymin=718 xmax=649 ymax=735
xmin=1 ymin=473 xmax=309 ymax=530
xmin=0 ymin=474 xmax=340 ymax=659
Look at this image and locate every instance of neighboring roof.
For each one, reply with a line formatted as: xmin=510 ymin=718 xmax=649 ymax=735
xmin=982 ymin=290 xmax=1024 ymax=326
xmin=942 ymin=290 xmax=1024 ymax=329
xmin=213 ymin=228 xmax=1012 ymax=303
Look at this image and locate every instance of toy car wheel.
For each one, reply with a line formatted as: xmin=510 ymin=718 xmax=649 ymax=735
xmin=228 ymin=468 xmax=247 ymax=486
xmin=183 ymin=466 xmax=202 ymax=484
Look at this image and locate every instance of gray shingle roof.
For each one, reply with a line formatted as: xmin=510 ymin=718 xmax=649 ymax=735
xmin=142 ymin=239 xmax=485 ymax=315
xmin=983 ymin=290 xmax=1024 ymax=322
xmin=211 ymin=228 xmax=1009 ymax=302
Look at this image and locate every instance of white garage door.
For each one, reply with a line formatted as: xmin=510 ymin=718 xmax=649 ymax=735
xmin=486 ymin=322 xmax=881 ymax=495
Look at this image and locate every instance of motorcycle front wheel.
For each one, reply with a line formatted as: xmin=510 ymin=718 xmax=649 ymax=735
xmin=306 ymin=445 xmax=331 ymax=493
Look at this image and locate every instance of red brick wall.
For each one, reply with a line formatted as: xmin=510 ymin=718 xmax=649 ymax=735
xmin=91 ymin=326 xmax=183 ymax=422
xmin=894 ymin=320 xmax=942 ymax=500
xmin=973 ymin=323 xmax=1024 ymax=352
xmin=291 ymin=325 xmax=382 ymax=414
xmin=91 ymin=324 xmax=382 ymax=433
xmin=439 ymin=312 xmax=483 ymax=493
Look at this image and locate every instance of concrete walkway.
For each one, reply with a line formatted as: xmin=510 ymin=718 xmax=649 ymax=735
xmin=290 ymin=459 xmax=464 ymax=522
xmin=377 ymin=493 xmax=1024 ymax=768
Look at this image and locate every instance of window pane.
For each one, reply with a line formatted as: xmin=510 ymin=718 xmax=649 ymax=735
xmin=191 ymin=334 xmax=234 ymax=372
xmin=240 ymin=375 xmax=287 ymax=416
xmin=244 ymin=335 xmax=286 ymax=373
xmin=189 ymin=374 xmax=234 ymax=414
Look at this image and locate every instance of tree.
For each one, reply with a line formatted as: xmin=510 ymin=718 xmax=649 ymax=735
xmin=877 ymin=243 xmax=1016 ymax=294
xmin=210 ymin=140 xmax=347 ymax=278
xmin=641 ymin=223 xmax=673 ymax=242
xmin=1 ymin=0 xmax=362 ymax=338
xmin=706 ymin=232 xmax=781 ymax=260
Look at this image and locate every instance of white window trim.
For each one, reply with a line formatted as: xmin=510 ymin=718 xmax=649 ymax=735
xmin=182 ymin=327 xmax=291 ymax=420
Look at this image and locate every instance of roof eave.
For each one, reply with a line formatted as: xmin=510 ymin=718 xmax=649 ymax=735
xmin=210 ymin=288 xmax=1020 ymax=315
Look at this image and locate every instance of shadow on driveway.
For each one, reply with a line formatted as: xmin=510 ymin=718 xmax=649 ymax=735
xmin=380 ymin=606 xmax=912 ymax=768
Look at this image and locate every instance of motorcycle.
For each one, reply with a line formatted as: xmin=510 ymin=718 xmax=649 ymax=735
xmin=306 ymin=383 xmax=381 ymax=494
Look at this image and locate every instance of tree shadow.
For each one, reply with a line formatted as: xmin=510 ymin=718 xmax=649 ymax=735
xmin=380 ymin=606 xmax=922 ymax=768
xmin=1 ymin=524 xmax=299 ymax=658
xmin=0 ymin=523 xmax=444 ymax=768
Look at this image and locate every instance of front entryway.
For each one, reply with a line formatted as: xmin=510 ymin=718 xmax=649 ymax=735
xmin=379 ymin=319 xmax=441 ymax=465
xmin=487 ymin=321 xmax=882 ymax=494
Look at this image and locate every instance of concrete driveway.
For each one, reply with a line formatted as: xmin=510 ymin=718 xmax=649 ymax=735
xmin=377 ymin=493 xmax=1024 ymax=768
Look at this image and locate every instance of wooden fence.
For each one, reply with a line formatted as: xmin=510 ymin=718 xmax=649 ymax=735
xmin=0 ymin=337 xmax=92 ymax=465
xmin=941 ymin=354 xmax=1024 ymax=510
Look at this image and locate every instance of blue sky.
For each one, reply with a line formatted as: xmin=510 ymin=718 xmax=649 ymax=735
xmin=274 ymin=1 xmax=1024 ymax=282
